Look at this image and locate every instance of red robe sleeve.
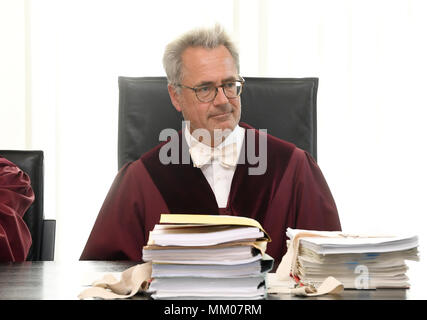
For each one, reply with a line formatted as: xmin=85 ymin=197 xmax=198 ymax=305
xmin=80 ymin=160 xmax=169 ymax=261
xmin=0 ymin=157 xmax=34 ymax=262
xmin=261 ymin=148 xmax=341 ymax=262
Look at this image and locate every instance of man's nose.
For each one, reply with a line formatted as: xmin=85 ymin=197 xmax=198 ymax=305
xmin=213 ymin=87 xmax=229 ymax=105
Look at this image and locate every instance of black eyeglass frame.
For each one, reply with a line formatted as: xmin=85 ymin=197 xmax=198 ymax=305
xmin=176 ymin=77 xmax=245 ymax=103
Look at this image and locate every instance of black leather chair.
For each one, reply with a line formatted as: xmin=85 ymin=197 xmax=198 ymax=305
xmin=118 ymin=76 xmax=318 ymax=169
xmin=0 ymin=150 xmax=56 ymax=261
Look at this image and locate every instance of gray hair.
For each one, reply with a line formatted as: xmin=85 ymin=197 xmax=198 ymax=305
xmin=162 ymin=24 xmax=240 ymax=87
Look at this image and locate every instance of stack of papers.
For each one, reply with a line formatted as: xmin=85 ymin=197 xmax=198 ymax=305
xmin=285 ymin=228 xmax=419 ymax=289
xmin=143 ymin=214 xmax=273 ymax=299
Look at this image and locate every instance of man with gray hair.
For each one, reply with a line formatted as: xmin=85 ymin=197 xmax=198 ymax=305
xmin=81 ymin=25 xmax=341 ymax=263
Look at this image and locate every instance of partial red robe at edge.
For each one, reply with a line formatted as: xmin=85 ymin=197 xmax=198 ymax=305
xmin=0 ymin=157 xmax=34 ymax=262
xmin=80 ymin=123 xmax=341 ymax=263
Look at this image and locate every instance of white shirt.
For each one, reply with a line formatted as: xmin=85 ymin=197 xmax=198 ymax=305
xmin=184 ymin=124 xmax=245 ymax=208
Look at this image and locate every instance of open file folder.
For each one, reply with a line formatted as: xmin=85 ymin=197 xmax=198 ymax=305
xmin=280 ymin=228 xmax=419 ymax=289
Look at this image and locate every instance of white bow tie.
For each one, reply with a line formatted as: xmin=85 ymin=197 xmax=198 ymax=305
xmin=189 ymin=142 xmax=238 ymax=168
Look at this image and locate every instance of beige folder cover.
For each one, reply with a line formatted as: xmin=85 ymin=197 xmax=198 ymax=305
xmin=159 ymin=214 xmax=271 ymax=242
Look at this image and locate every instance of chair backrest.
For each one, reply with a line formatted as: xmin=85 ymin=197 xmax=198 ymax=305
xmin=0 ymin=150 xmax=54 ymax=261
xmin=118 ymin=76 xmax=318 ymax=169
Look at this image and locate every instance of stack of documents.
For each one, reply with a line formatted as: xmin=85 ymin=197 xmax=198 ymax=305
xmin=284 ymin=228 xmax=419 ymax=289
xmin=143 ymin=214 xmax=273 ymax=299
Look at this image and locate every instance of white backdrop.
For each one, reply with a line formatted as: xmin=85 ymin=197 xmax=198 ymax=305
xmin=1 ymin=0 xmax=426 ymax=262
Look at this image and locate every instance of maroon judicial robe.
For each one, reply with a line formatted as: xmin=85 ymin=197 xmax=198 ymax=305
xmin=80 ymin=123 xmax=341 ymax=263
xmin=0 ymin=157 xmax=34 ymax=262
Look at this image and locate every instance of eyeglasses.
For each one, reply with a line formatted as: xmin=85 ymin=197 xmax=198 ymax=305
xmin=177 ymin=78 xmax=245 ymax=103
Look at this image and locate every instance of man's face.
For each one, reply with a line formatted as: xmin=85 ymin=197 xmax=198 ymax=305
xmin=168 ymin=45 xmax=241 ymax=145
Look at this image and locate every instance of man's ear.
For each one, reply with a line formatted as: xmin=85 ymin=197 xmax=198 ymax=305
xmin=168 ymin=84 xmax=182 ymax=112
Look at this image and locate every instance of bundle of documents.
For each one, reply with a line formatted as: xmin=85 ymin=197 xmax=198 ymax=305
xmin=142 ymin=214 xmax=273 ymax=299
xmin=279 ymin=228 xmax=419 ymax=290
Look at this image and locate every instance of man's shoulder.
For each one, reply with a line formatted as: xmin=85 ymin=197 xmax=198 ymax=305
xmin=139 ymin=137 xmax=173 ymax=164
xmin=140 ymin=143 xmax=164 ymax=161
xmin=136 ymin=133 xmax=184 ymax=170
xmin=239 ymin=122 xmax=296 ymax=155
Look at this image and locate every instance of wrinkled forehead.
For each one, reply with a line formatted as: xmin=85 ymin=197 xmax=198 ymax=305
xmin=181 ymin=46 xmax=238 ymax=85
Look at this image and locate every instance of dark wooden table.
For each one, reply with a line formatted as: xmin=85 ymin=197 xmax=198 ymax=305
xmin=0 ymin=260 xmax=424 ymax=300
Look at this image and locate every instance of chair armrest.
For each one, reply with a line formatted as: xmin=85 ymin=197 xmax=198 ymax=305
xmin=41 ymin=219 xmax=56 ymax=261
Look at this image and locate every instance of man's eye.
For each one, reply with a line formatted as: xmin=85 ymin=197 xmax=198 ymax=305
xmin=224 ymin=82 xmax=236 ymax=88
xmin=197 ymin=86 xmax=212 ymax=93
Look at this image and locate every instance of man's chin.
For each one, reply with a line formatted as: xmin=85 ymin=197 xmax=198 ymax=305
xmin=210 ymin=113 xmax=238 ymax=127
xmin=211 ymin=121 xmax=237 ymax=133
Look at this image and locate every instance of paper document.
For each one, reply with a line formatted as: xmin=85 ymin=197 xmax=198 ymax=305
xmin=280 ymin=228 xmax=419 ymax=289
xmin=152 ymin=255 xmax=274 ymax=277
xmin=149 ymin=225 xmax=264 ymax=246
xmin=144 ymin=213 xmax=273 ymax=300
